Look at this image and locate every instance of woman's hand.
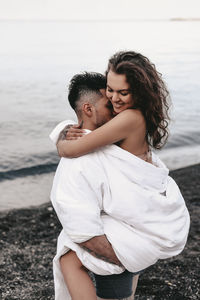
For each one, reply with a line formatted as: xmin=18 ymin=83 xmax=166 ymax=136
xmin=66 ymin=125 xmax=86 ymax=140
xmin=56 ymin=124 xmax=86 ymax=157
xmin=56 ymin=124 xmax=85 ymax=145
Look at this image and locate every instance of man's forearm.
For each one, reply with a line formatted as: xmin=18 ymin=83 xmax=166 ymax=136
xmin=79 ymin=235 xmax=122 ymax=266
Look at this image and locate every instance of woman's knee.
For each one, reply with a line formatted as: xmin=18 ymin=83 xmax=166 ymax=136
xmin=60 ymin=250 xmax=82 ymax=270
xmin=60 ymin=250 xmax=73 ymax=269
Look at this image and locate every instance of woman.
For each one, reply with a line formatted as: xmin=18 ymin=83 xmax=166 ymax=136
xmin=57 ymin=51 xmax=170 ymax=160
xmin=55 ymin=51 xmax=172 ymax=300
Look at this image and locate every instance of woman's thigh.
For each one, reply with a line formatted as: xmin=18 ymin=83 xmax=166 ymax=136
xmin=60 ymin=250 xmax=82 ymax=270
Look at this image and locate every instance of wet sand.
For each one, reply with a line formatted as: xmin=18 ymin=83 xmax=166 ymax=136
xmin=0 ymin=164 xmax=199 ymax=300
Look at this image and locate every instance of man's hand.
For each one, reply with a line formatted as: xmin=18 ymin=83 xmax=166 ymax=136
xmin=79 ymin=235 xmax=122 ymax=266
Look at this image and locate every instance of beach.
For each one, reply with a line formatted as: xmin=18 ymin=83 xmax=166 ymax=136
xmin=0 ymin=17 xmax=200 ymax=300
xmin=0 ymin=163 xmax=199 ymax=300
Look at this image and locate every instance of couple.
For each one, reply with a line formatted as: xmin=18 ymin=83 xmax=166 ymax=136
xmin=50 ymin=51 xmax=190 ymax=300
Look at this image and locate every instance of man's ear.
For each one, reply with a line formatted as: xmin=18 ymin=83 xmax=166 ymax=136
xmin=82 ymin=103 xmax=94 ymax=117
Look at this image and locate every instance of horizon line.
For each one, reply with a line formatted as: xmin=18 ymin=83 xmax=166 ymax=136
xmin=0 ymin=17 xmax=200 ymax=22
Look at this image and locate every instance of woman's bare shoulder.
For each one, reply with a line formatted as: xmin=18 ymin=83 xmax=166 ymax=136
xmin=114 ymin=109 xmax=144 ymax=125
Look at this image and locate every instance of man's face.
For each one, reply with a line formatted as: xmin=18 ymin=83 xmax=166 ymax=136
xmin=94 ymin=89 xmax=113 ymax=127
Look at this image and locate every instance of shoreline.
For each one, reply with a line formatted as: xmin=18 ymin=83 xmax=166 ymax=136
xmin=1 ymin=156 xmax=200 ymax=212
xmin=0 ymin=163 xmax=199 ymax=299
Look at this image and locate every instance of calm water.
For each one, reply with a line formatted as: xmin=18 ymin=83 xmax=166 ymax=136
xmin=0 ymin=20 xmax=200 ymax=177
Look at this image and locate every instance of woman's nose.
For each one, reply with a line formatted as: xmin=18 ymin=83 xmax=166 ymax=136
xmin=112 ymin=92 xmax=119 ymax=102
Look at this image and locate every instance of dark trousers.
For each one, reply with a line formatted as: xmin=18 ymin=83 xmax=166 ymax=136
xmin=93 ymin=270 xmax=141 ymax=299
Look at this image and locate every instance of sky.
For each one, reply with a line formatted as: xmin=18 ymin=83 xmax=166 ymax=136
xmin=0 ymin=0 xmax=199 ymax=21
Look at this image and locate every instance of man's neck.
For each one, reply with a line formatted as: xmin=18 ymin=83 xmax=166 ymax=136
xmin=78 ymin=119 xmax=97 ymax=131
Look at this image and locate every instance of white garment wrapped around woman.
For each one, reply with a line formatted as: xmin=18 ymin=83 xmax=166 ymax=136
xmin=50 ymin=120 xmax=190 ymax=300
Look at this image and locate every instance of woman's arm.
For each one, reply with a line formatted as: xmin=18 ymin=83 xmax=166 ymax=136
xmin=57 ymin=109 xmax=141 ymax=158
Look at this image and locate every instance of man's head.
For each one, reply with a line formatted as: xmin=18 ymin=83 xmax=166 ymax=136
xmin=68 ymin=72 xmax=113 ymax=129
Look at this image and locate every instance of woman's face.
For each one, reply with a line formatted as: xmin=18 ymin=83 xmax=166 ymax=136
xmin=106 ymin=70 xmax=134 ymax=114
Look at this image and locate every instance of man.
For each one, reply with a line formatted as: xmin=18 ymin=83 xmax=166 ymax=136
xmin=50 ymin=72 xmax=189 ymax=300
xmin=50 ymin=72 xmax=140 ymax=300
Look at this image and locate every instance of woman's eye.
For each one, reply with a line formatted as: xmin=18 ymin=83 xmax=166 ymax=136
xmin=107 ymin=88 xmax=113 ymax=93
xmin=120 ymin=92 xmax=128 ymax=96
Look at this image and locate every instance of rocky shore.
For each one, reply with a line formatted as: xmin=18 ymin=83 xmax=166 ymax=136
xmin=0 ymin=164 xmax=199 ymax=300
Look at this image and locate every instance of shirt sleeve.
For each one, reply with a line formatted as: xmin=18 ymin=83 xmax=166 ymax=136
xmin=51 ymin=156 xmax=105 ymax=243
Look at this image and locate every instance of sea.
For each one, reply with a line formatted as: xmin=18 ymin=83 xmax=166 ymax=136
xmin=0 ymin=19 xmax=200 ymax=210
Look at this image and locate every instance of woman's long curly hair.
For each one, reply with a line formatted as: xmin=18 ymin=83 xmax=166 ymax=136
xmin=106 ymin=51 xmax=170 ymax=149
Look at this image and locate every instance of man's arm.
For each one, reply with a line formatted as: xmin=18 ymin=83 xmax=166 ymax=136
xmin=79 ymin=235 xmax=122 ymax=266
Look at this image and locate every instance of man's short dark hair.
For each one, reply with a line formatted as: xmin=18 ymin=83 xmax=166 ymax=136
xmin=68 ymin=72 xmax=106 ymax=112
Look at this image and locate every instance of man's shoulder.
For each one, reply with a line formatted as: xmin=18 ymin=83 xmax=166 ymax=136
xmin=58 ymin=151 xmax=103 ymax=171
xmin=53 ymin=151 xmax=107 ymax=187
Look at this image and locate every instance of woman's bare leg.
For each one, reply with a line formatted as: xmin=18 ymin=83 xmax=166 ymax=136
xmin=60 ymin=250 xmax=97 ymax=300
xmin=132 ymin=274 xmax=139 ymax=298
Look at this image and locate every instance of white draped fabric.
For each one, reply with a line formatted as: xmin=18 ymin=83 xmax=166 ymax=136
xmin=50 ymin=121 xmax=190 ymax=300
